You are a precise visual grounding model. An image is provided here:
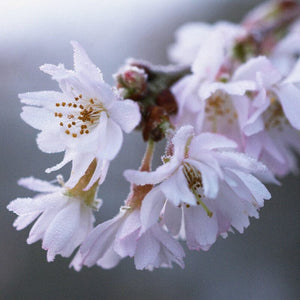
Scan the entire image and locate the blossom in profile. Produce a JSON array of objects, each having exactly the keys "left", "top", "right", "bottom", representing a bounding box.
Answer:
[
  {"left": 20, "top": 41, "right": 141, "bottom": 188},
  {"left": 74, "top": 207, "right": 185, "bottom": 271},
  {"left": 125, "top": 126, "right": 274, "bottom": 250},
  {"left": 7, "top": 176, "right": 100, "bottom": 262}
]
